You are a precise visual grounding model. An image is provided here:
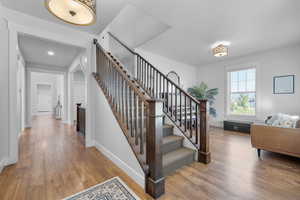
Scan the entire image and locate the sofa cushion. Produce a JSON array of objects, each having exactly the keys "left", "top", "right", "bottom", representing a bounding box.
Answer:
[{"left": 267, "top": 113, "right": 299, "bottom": 128}]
